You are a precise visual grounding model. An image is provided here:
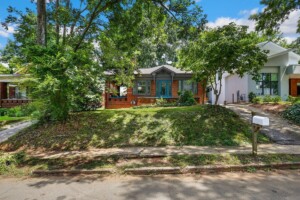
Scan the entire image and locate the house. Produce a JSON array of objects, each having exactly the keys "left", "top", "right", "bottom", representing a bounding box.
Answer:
[
  {"left": 104, "top": 65, "right": 206, "bottom": 109},
  {"left": 0, "top": 74, "right": 31, "bottom": 108},
  {"left": 209, "top": 41, "right": 300, "bottom": 104}
]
